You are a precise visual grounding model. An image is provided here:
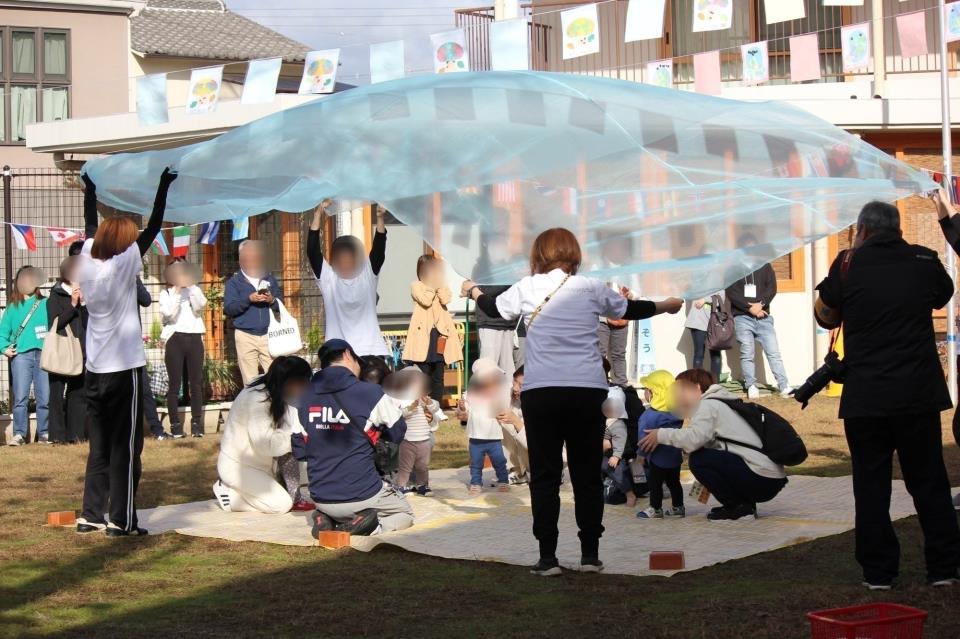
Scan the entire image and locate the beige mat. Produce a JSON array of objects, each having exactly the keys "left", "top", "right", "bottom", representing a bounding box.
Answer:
[{"left": 138, "top": 468, "right": 921, "bottom": 576}]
